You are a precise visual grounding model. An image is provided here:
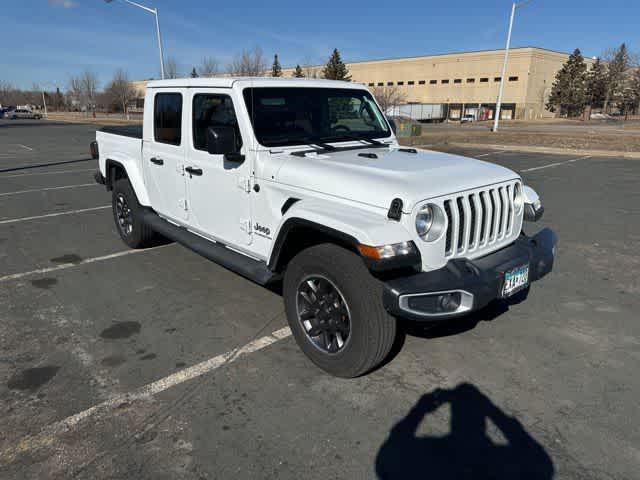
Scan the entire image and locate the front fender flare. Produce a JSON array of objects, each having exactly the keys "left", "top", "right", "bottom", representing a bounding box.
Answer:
[{"left": 267, "top": 198, "right": 414, "bottom": 270}]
